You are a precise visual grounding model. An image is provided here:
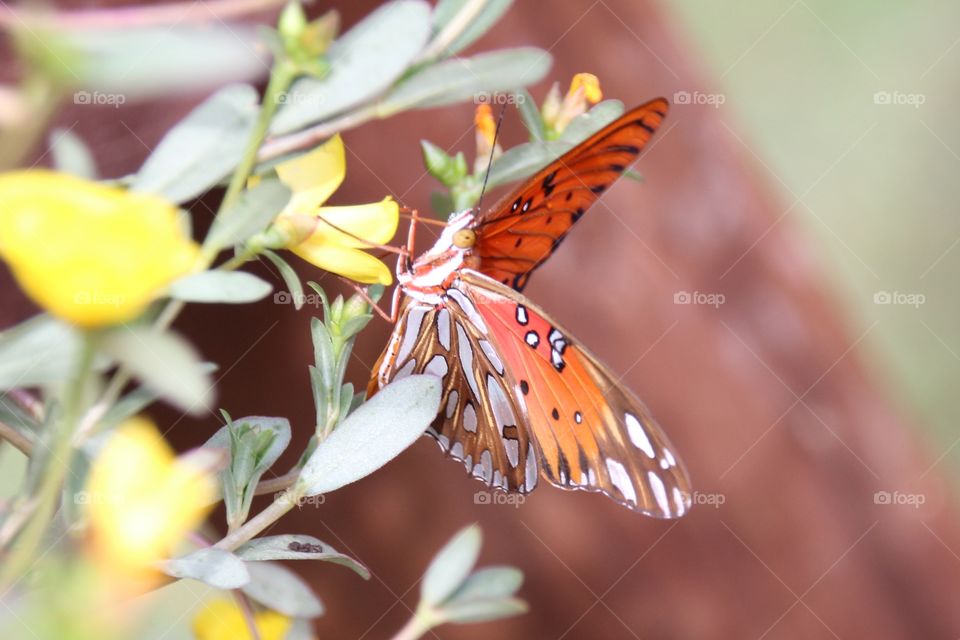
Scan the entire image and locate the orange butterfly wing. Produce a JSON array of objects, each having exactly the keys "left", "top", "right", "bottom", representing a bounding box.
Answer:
[
  {"left": 472, "top": 99, "right": 668, "bottom": 291},
  {"left": 460, "top": 272, "right": 691, "bottom": 517}
]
